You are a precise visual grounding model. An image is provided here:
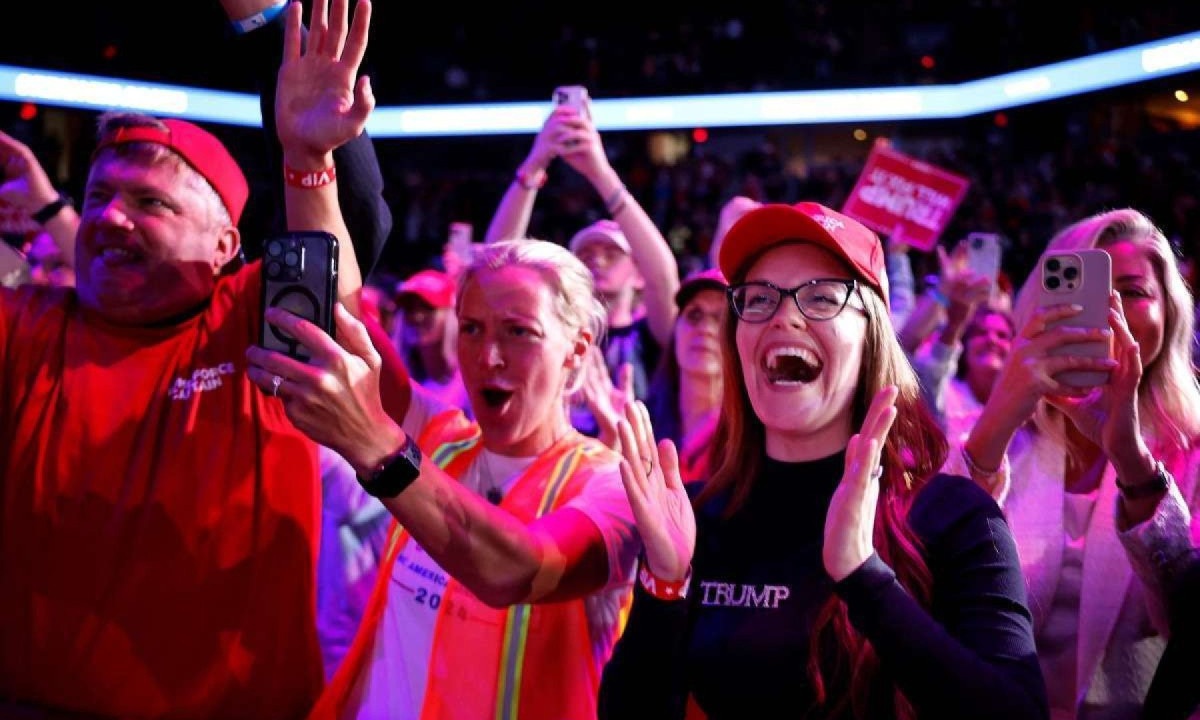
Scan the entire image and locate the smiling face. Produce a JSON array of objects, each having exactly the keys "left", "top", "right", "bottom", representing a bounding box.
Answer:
[
  {"left": 75, "top": 152, "right": 237, "bottom": 325},
  {"left": 675, "top": 288, "right": 726, "bottom": 379},
  {"left": 457, "top": 265, "right": 587, "bottom": 456},
  {"left": 962, "top": 310, "right": 1012, "bottom": 397},
  {"left": 734, "top": 243, "right": 867, "bottom": 460},
  {"left": 1106, "top": 239, "right": 1165, "bottom": 369}
]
